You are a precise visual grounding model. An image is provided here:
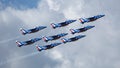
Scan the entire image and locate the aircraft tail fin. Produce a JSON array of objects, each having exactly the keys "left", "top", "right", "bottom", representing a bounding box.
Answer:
[
  {"left": 70, "top": 29, "right": 75, "bottom": 34},
  {"left": 61, "top": 38, "right": 67, "bottom": 43},
  {"left": 16, "top": 40, "right": 22, "bottom": 47},
  {"left": 51, "top": 23, "right": 56, "bottom": 29},
  {"left": 36, "top": 45, "right": 41, "bottom": 51},
  {"left": 43, "top": 37, "right": 48, "bottom": 42},
  {"left": 20, "top": 28, "right": 27, "bottom": 35},
  {"left": 79, "top": 18, "right": 85, "bottom": 24}
]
